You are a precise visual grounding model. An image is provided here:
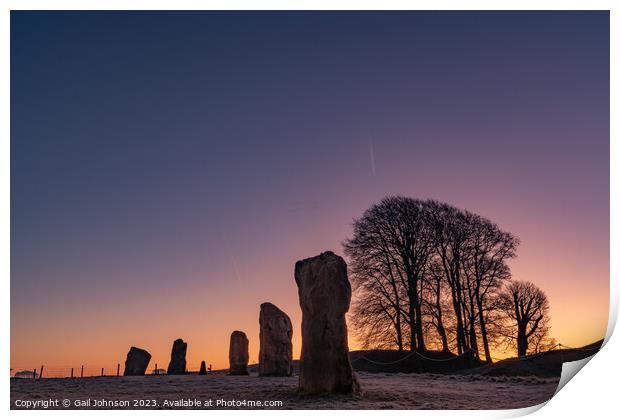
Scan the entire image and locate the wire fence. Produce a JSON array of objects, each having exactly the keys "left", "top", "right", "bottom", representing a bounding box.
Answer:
[
  {"left": 351, "top": 348, "right": 475, "bottom": 365},
  {"left": 12, "top": 343, "right": 601, "bottom": 378},
  {"left": 10, "top": 363, "right": 214, "bottom": 379},
  {"left": 488, "top": 343, "right": 601, "bottom": 363},
  {"left": 350, "top": 343, "right": 600, "bottom": 366}
]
